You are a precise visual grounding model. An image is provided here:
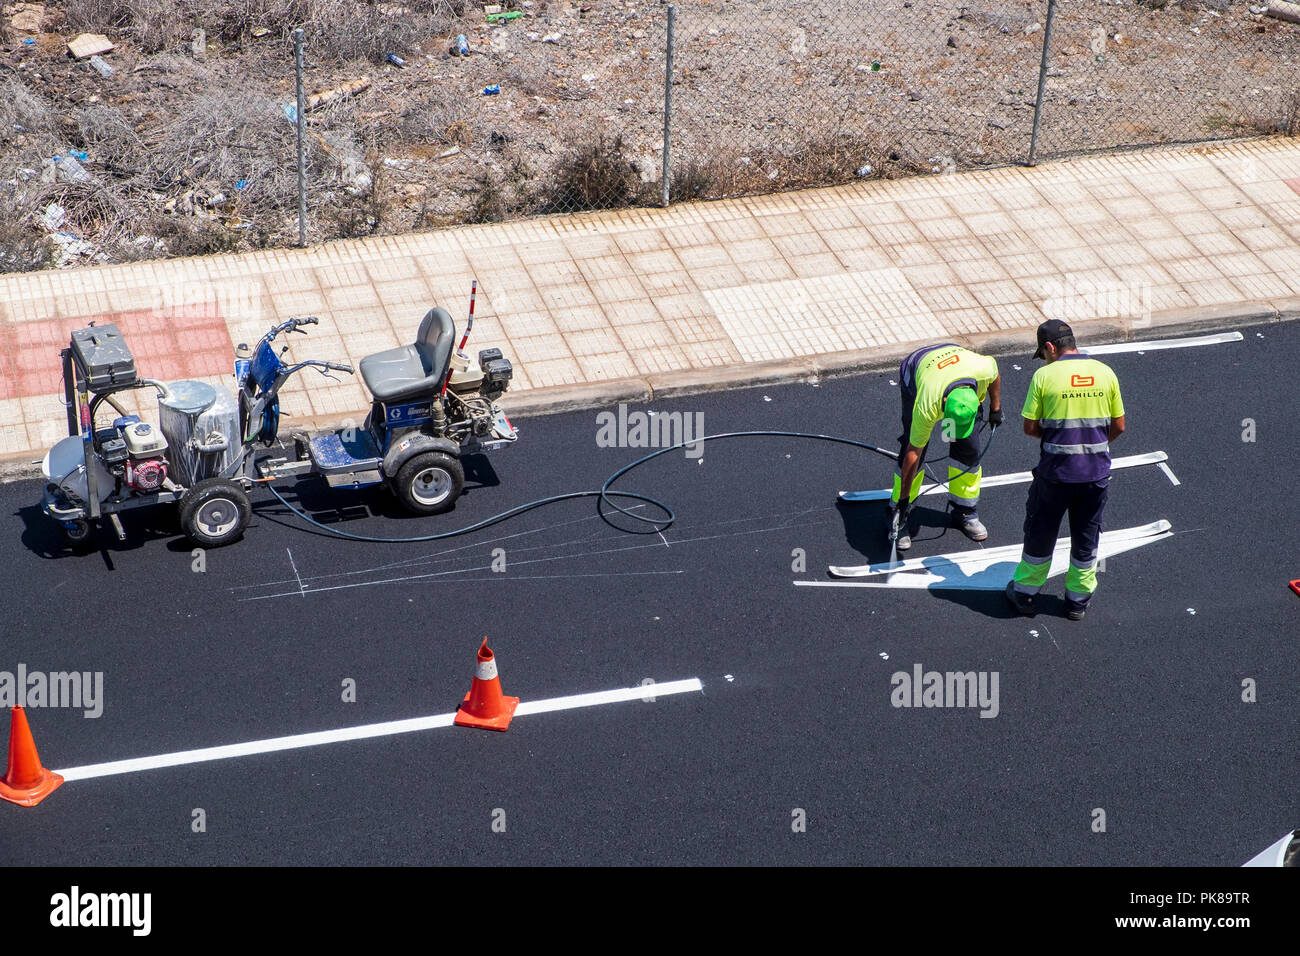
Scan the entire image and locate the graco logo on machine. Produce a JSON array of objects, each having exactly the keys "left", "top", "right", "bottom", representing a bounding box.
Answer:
[
  {"left": 595, "top": 404, "right": 705, "bottom": 459},
  {"left": 0, "top": 665, "right": 104, "bottom": 718}
]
